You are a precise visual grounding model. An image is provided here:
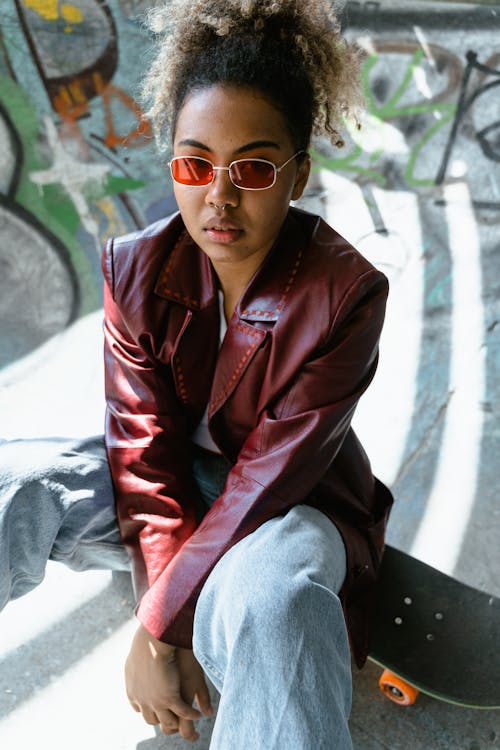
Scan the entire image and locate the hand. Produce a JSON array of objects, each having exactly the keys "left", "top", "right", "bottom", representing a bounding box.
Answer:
[{"left": 125, "top": 623, "right": 213, "bottom": 741}]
